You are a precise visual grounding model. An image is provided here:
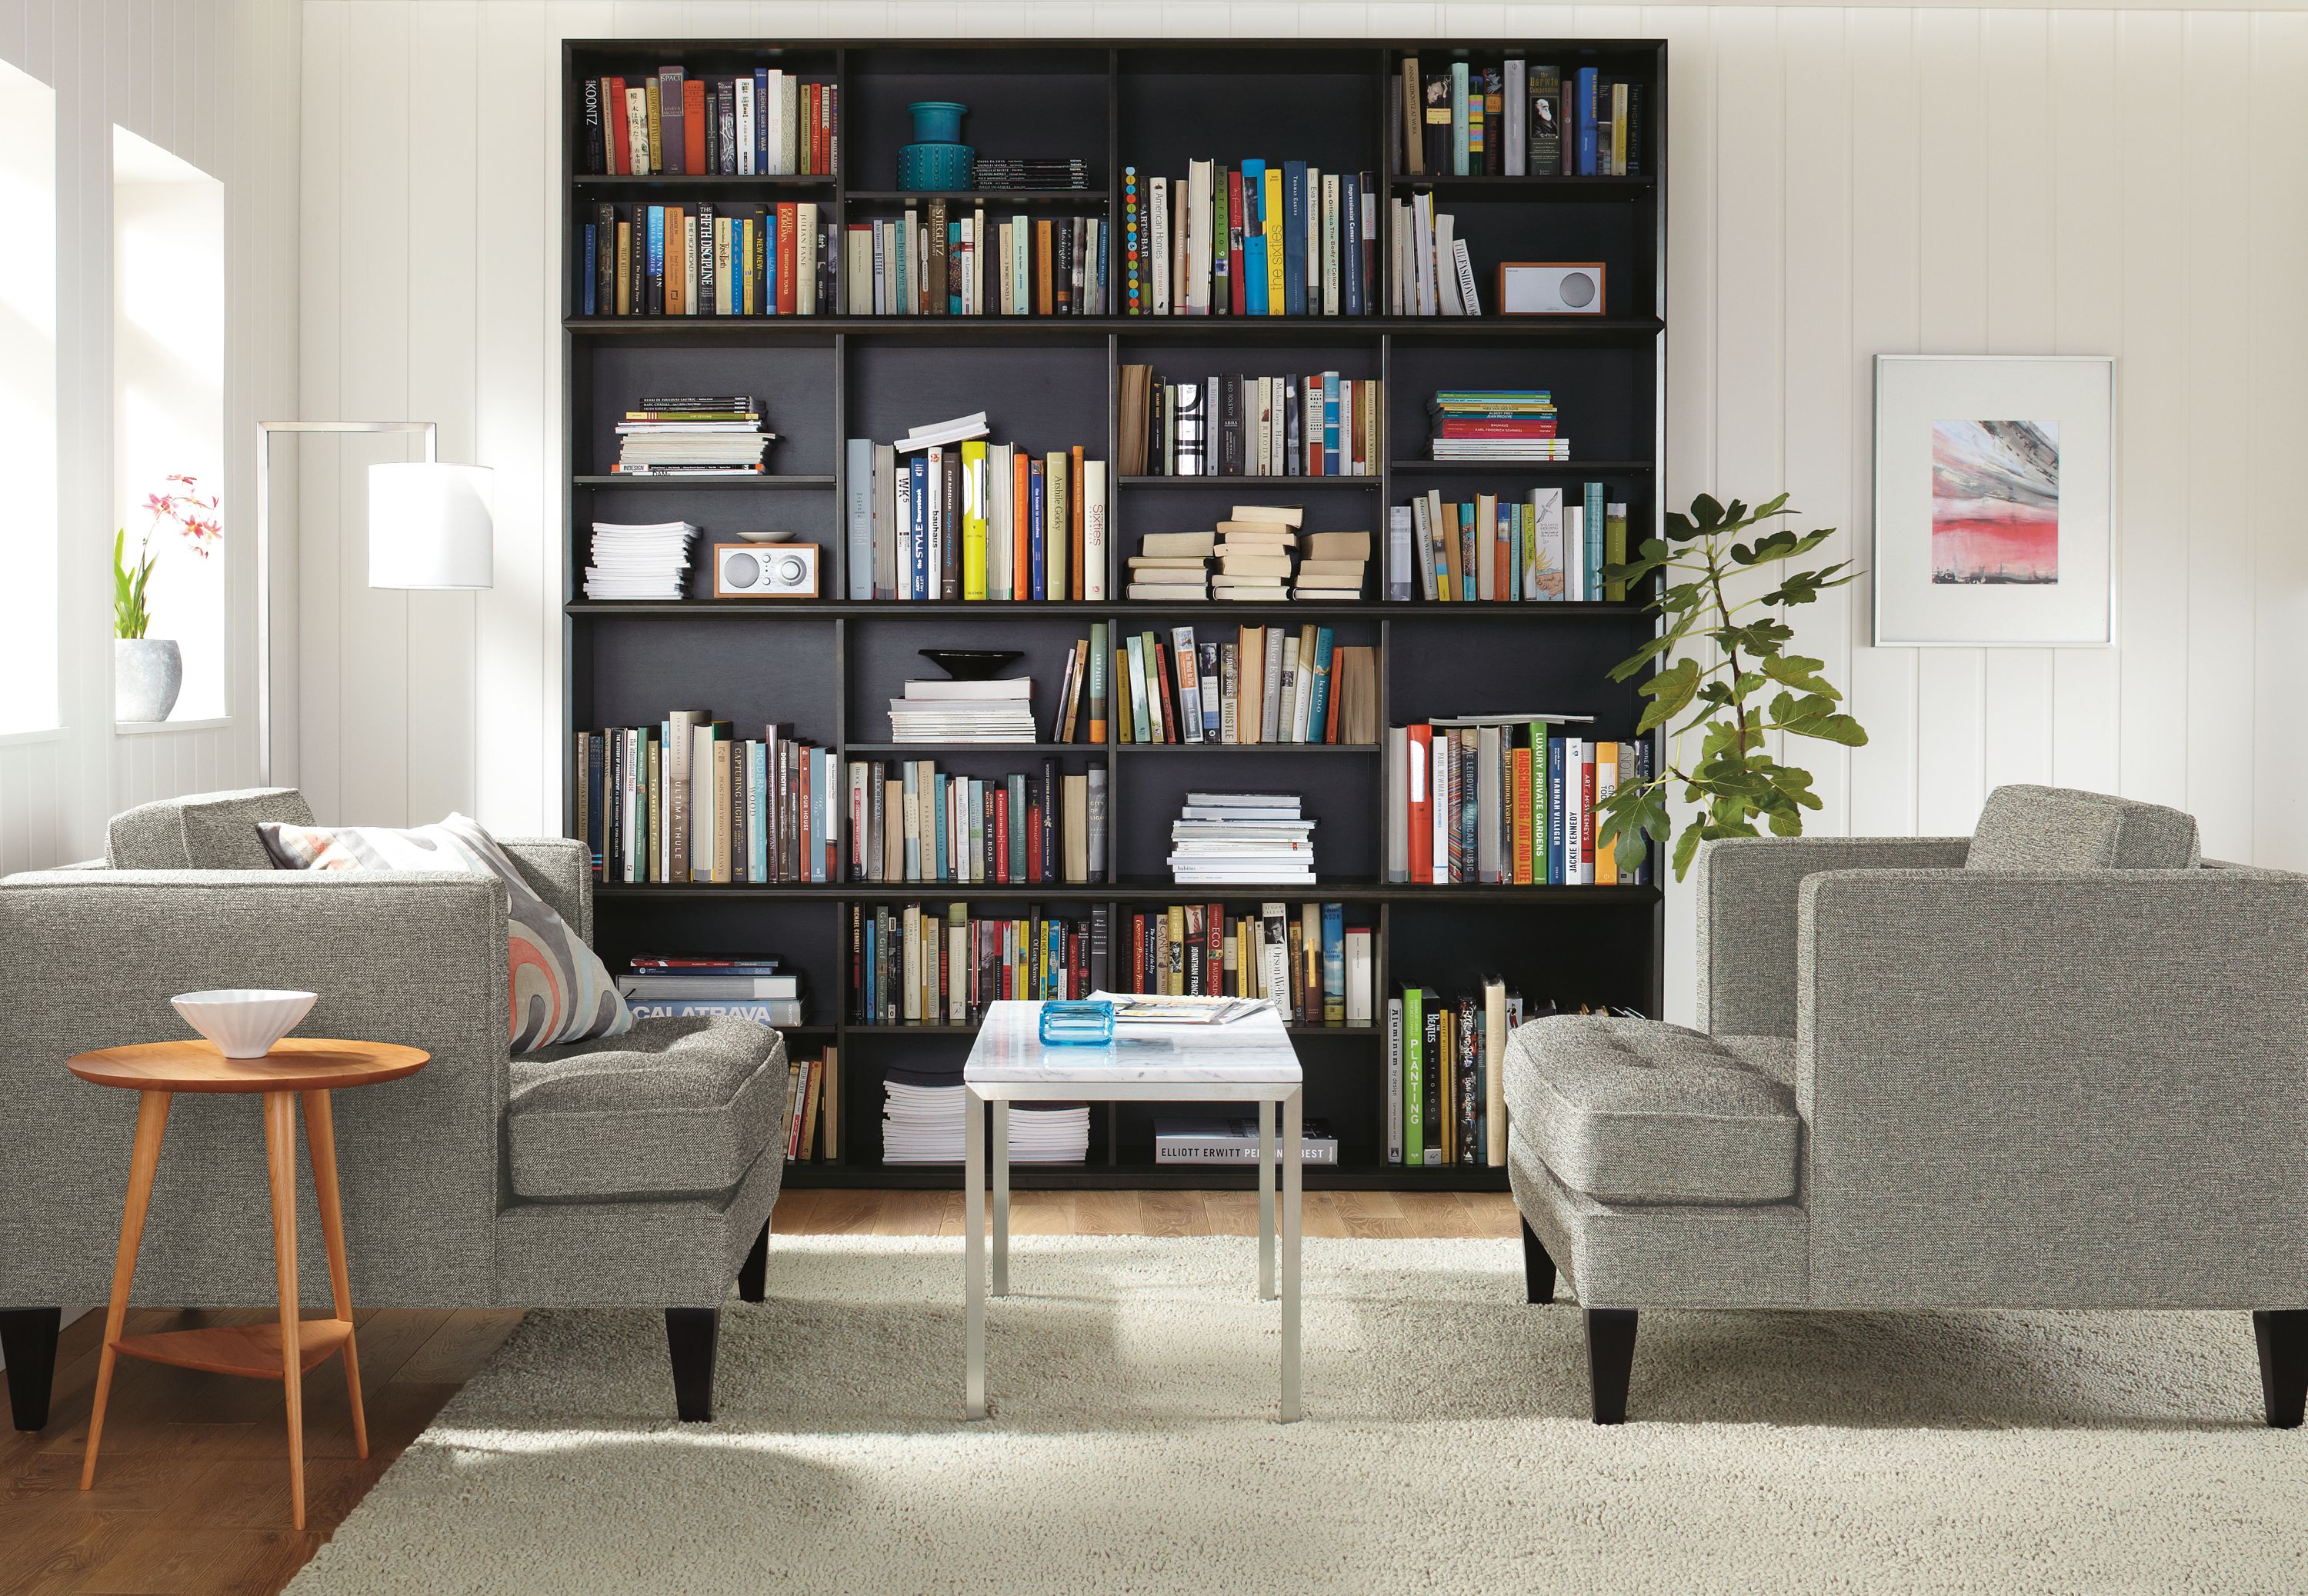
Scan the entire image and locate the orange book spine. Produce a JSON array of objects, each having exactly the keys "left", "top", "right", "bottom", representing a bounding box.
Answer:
[
  {"left": 1011, "top": 451, "right": 1031, "bottom": 598},
  {"left": 682, "top": 79, "right": 706, "bottom": 175},
  {"left": 1069, "top": 445, "right": 1086, "bottom": 600}
]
